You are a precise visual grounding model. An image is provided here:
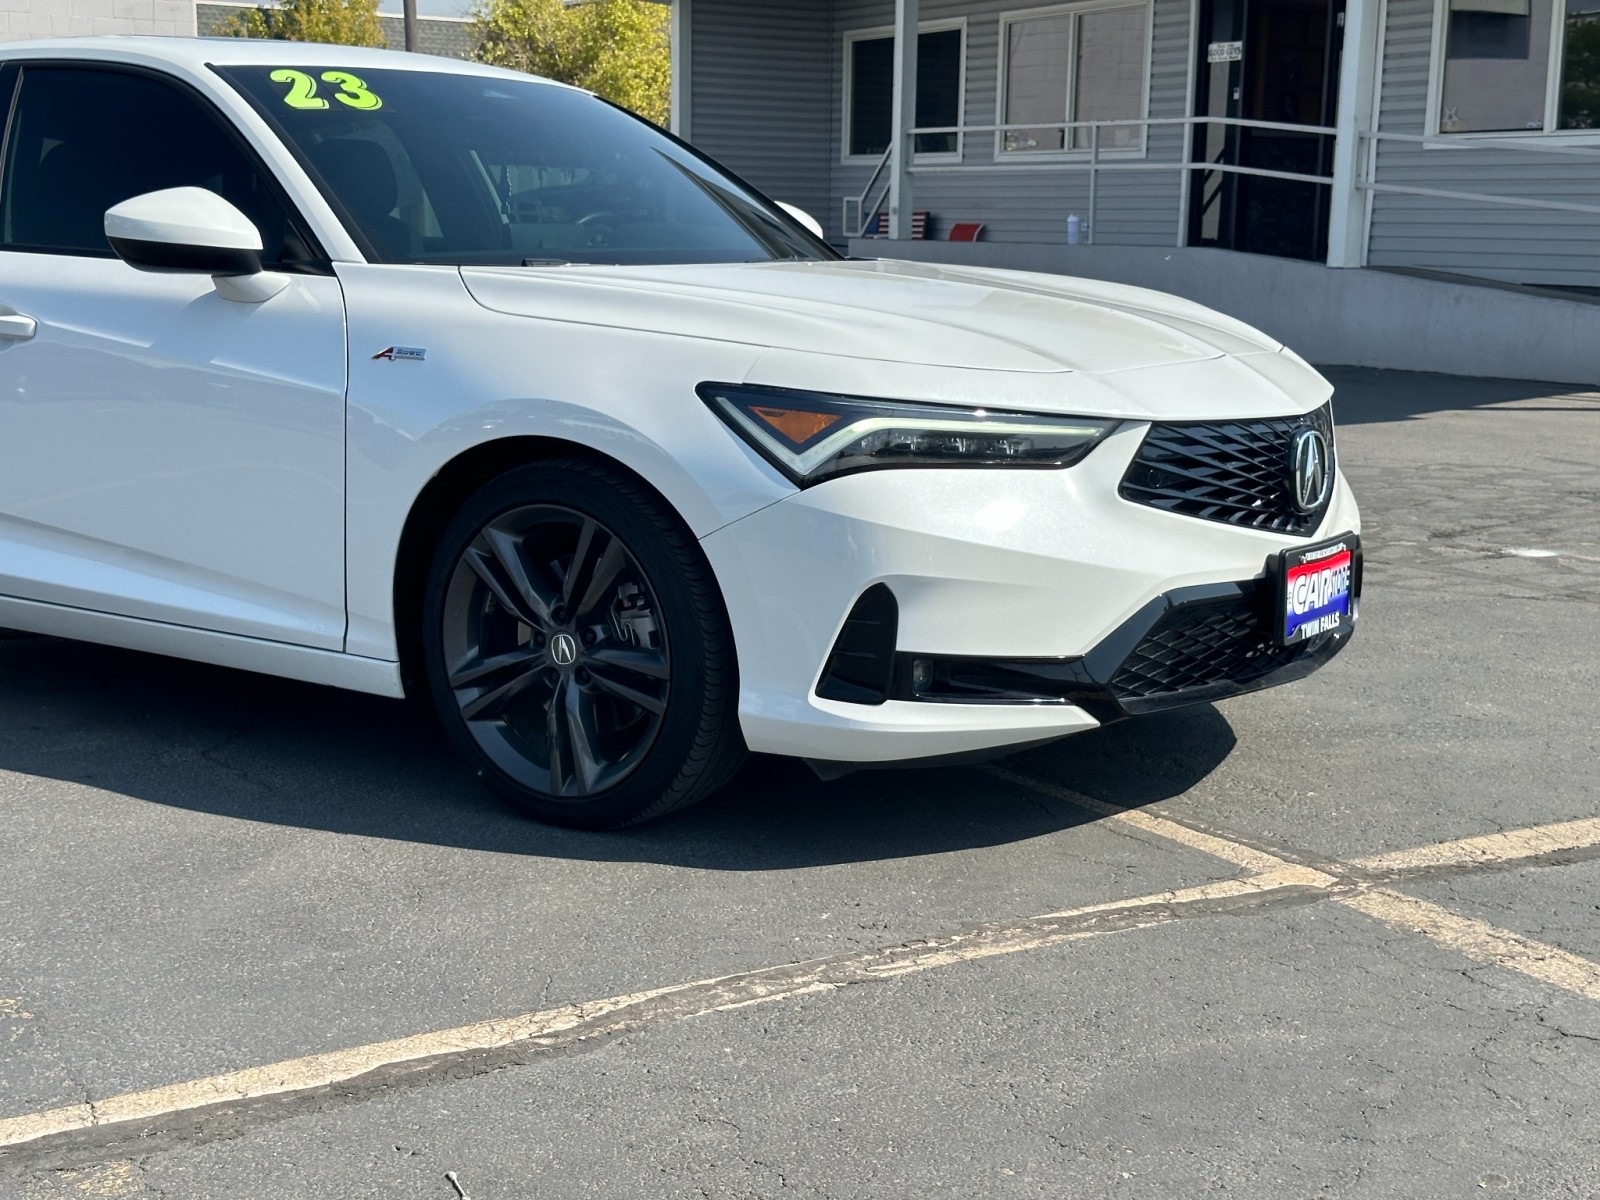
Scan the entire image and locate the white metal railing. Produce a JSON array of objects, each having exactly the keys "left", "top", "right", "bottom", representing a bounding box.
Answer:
[
  {"left": 849, "top": 117, "right": 1600, "bottom": 258},
  {"left": 849, "top": 115, "right": 1336, "bottom": 247},
  {"left": 857, "top": 116, "right": 1600, "bottom": 254},
  {"left": 1356, "top": 130, "right": 1600, "bottom": 220},
  {"left": 844, "top": 146, "right": 894, "bottom": 239}
]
